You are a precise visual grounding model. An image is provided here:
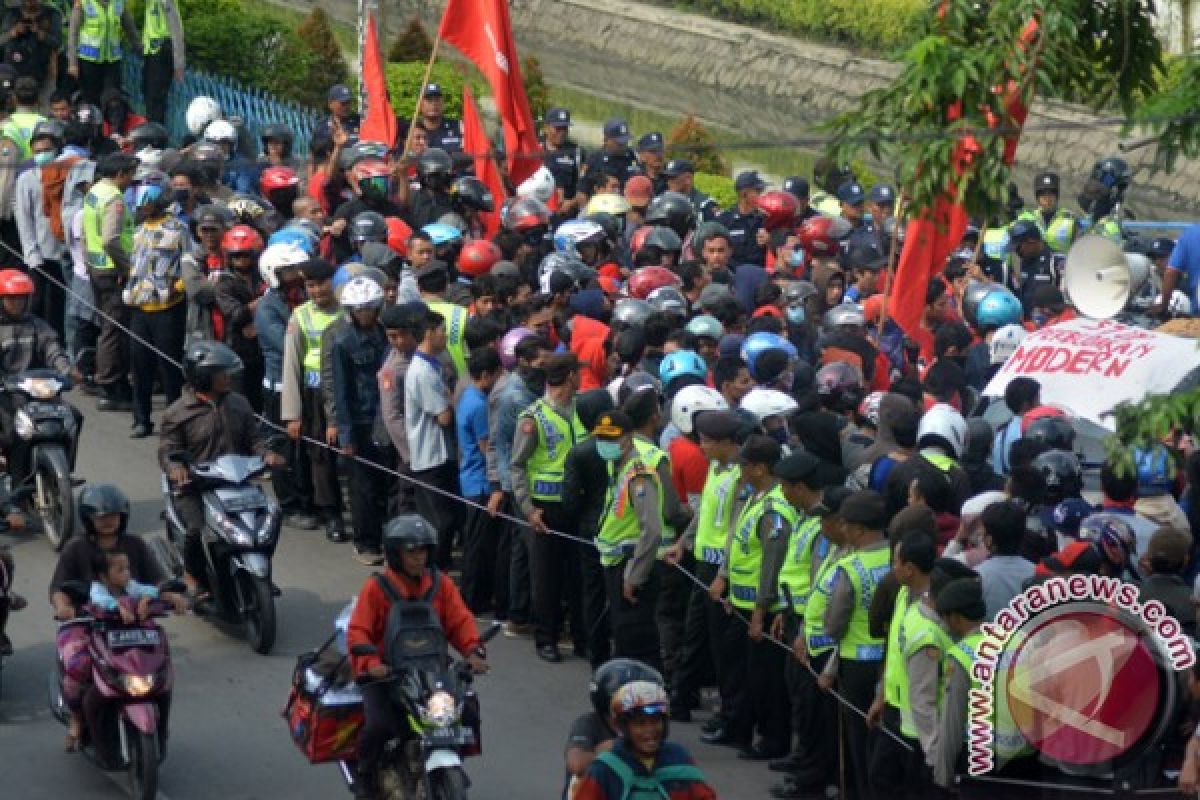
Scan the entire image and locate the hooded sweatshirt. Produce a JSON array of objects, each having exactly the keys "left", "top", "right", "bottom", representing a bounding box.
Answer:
[{"left": 570, "top": 315, "right": 611, "bottom": 392}]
